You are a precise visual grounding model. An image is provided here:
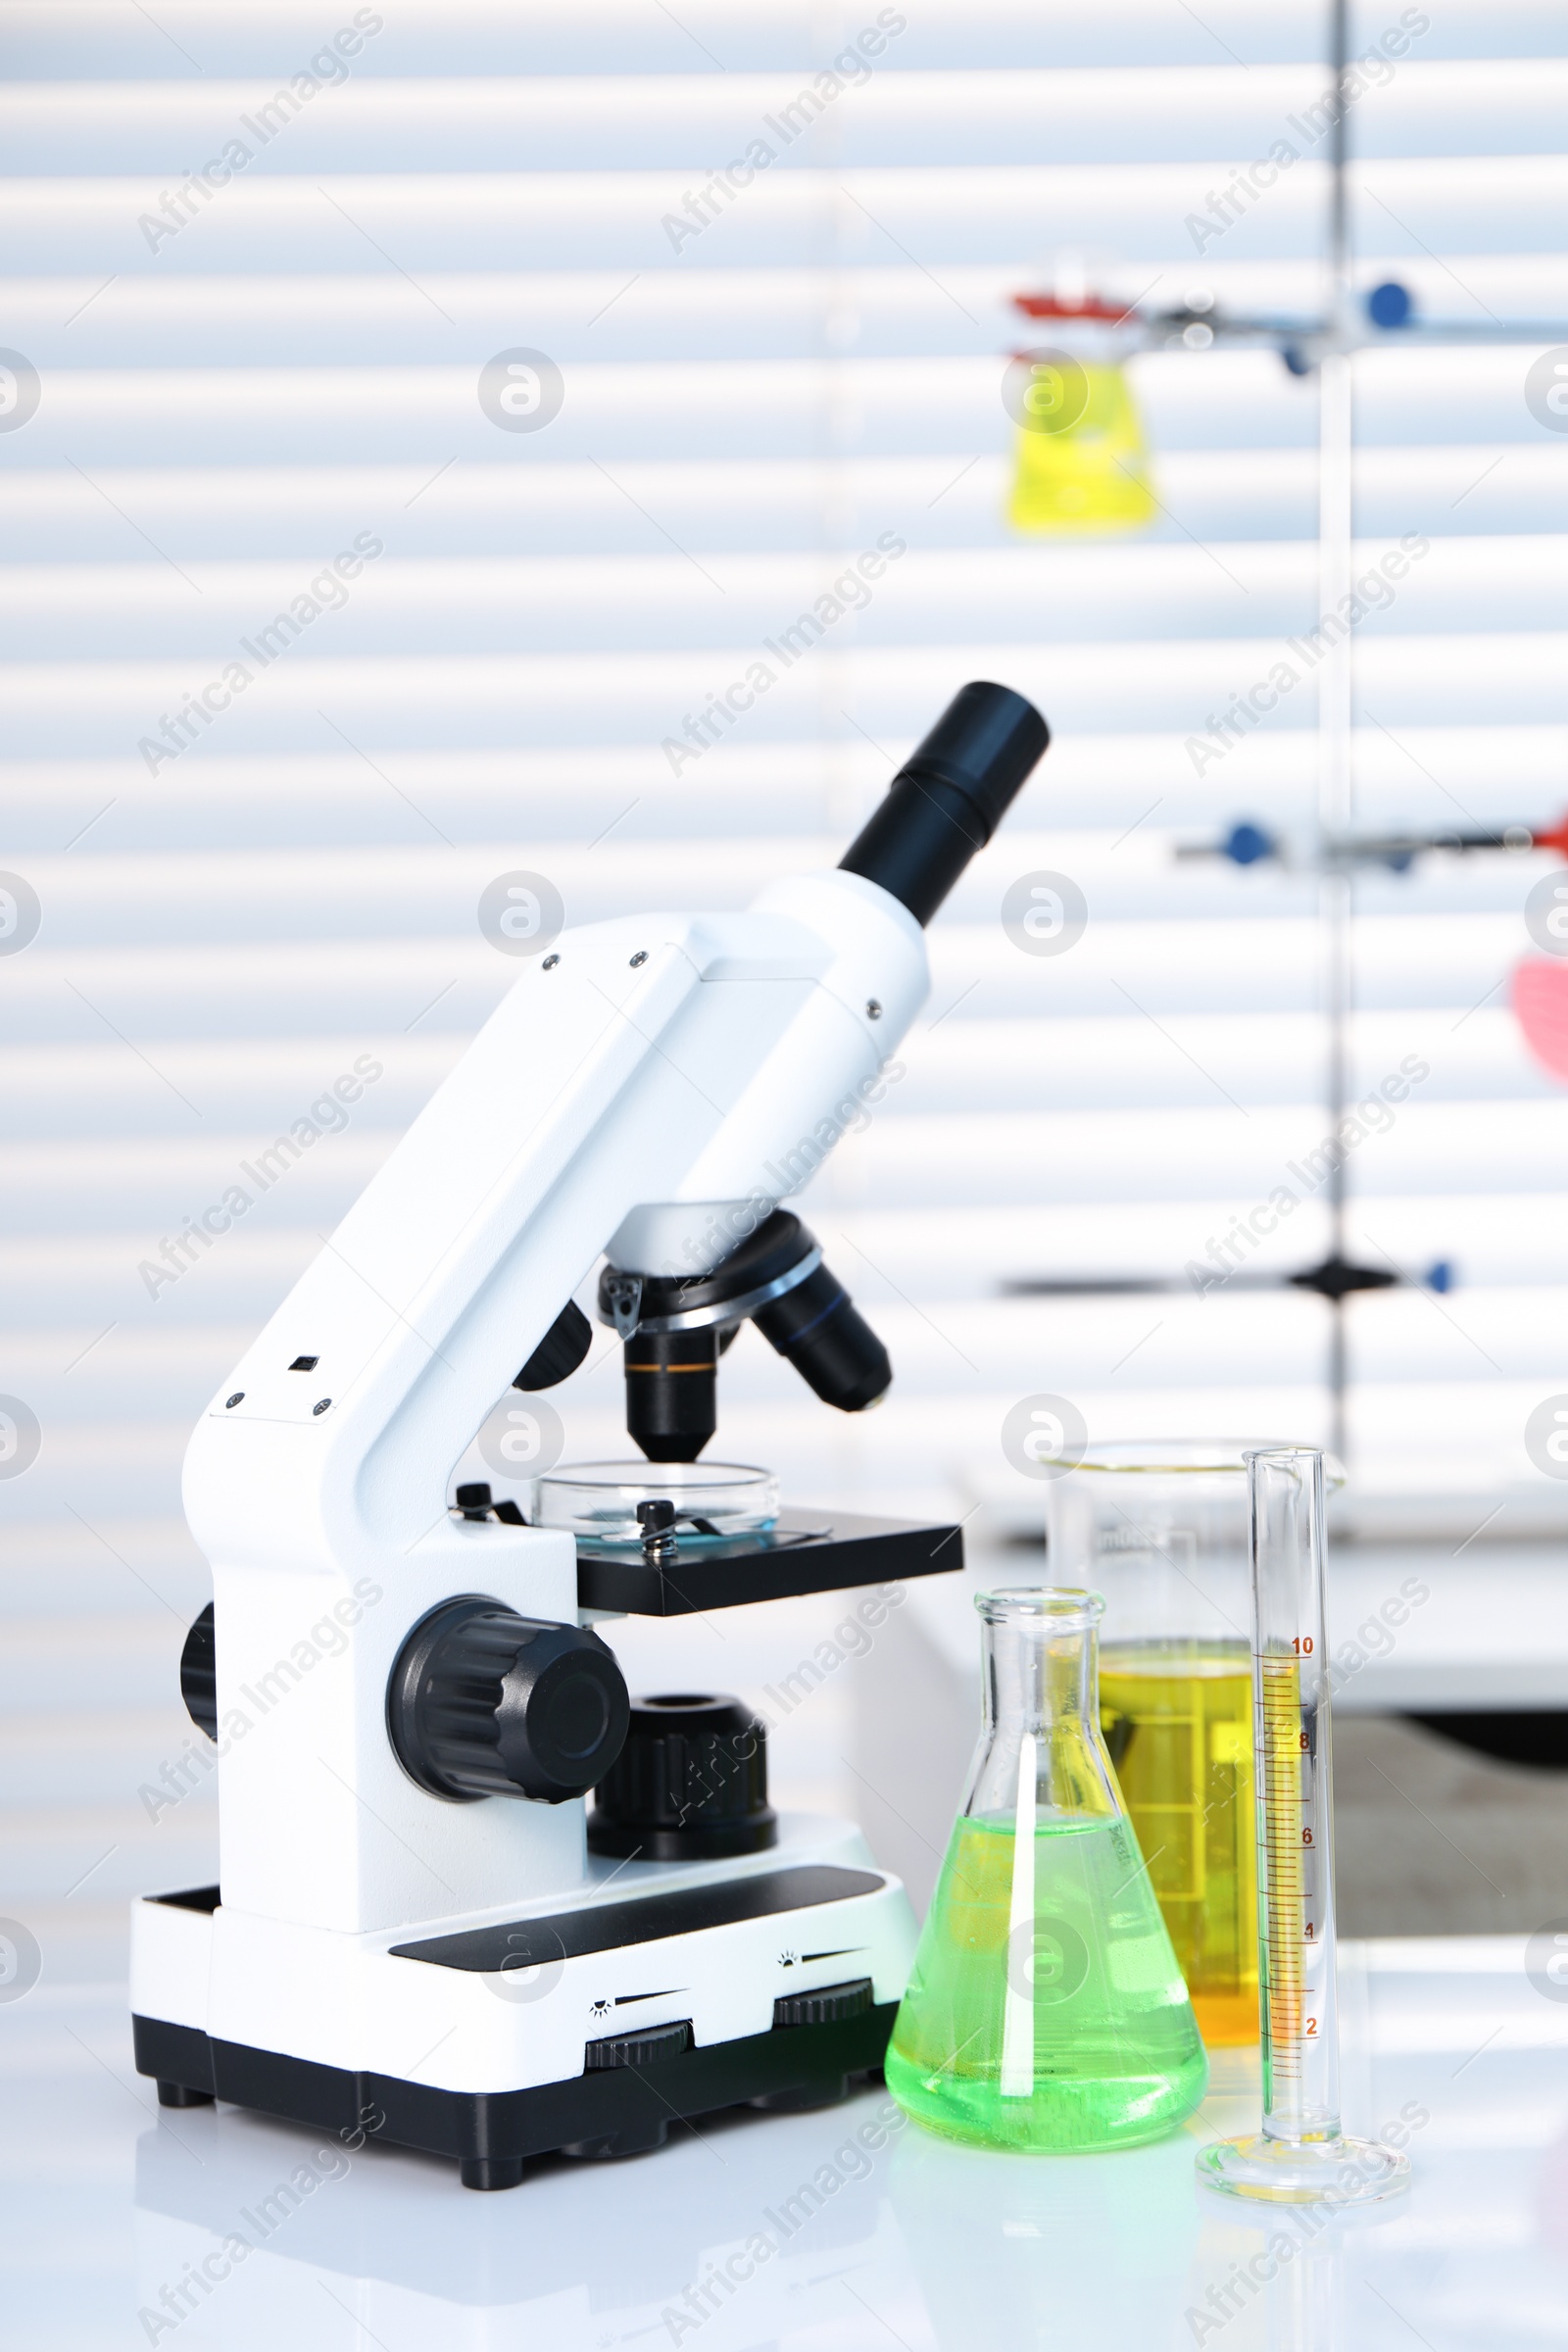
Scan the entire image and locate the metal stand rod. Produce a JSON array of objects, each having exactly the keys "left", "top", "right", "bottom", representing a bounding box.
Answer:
[{"left": 1319, "top": 0, "right": 1355, "bottom": 1474}]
